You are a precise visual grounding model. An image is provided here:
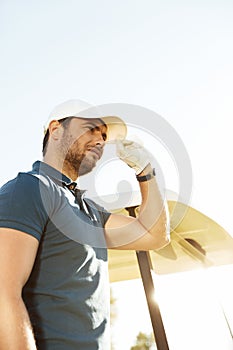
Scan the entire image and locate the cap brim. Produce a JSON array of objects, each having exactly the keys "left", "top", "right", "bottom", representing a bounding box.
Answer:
[
  {"left": 44, "top": 115, "right": 127, "bottom": 142},
  {"left": 44, "top": 99, "right": 127, "bottom": 141},
  {"left": 100, "top": 116, "right": 127, "bottom": 141}
]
